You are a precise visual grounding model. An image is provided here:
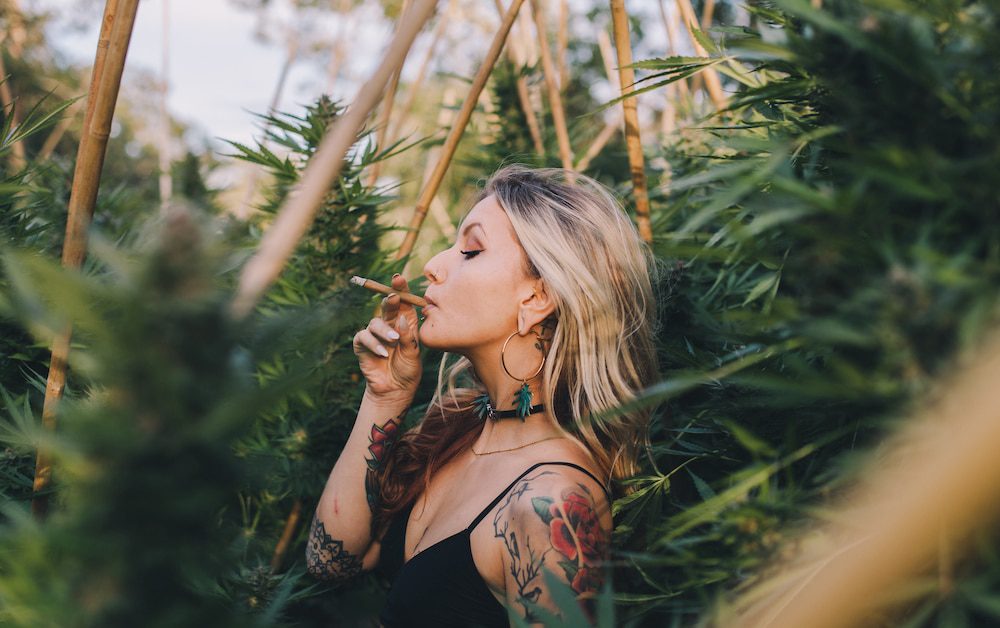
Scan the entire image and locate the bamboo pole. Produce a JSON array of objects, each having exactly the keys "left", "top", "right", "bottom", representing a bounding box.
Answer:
[
  {"left": 365, "top": 0, "right": 410, "bottom": 187},
  {"left": 658, "top": 0, "right": 691, "bottom": 102},
  {"left": 0, "top": 0, "right": 27, "bottom": 163},
  {"left": 269, "top": 498, "right": 302, "bottom": 573},
  {"left": 324, "top": 0, "right": 354, "bottom": 93},
  {"left": 385, "top": 0, "right": 453, "bottom": 150},
  {"left": 608, "top": 0, "right": 652, "bottom": 244},
  {"left": 231, "top": 0, "right": 436, "bottom": 318},
  {"left": 0, "top": 43, "right": 26, "bottom": 170},
  {"left": 574, "top": 30, "right": 622, "bottom": 172},
  {"left": 424, "top": 87, "right": 458, "bottom": 240},
  {"left": 725, "top": 333, "right": 1000, "bottom": 628},
  {"left": 675, "top": 0, "right": 727, "bottom": 110},
  {"left": 158, "top": 0, "right": 171, "bottom": 212},
  {"left": 364, "top": 67, "right": 400, "bottom": 187},
  {"left": 493, "top": 0, "right": 544, "bottom": 157},
  {"left": 514, "top": 68, "right": 545, "bottom": 157},
  {"left": 528, "top": 0, "right": 573, "bottom": 171},
  {"left": 517, "top": 3, "right": 537, "bottom": 66},
  {"left": 701, "top": 0, "right": 717, "bottom": 29},
  {"left": 556, "top": 0, "right": 569, "bottom": 90},
  {"left": 394, "top": 0, "right": 526, "bottom": 262},
  {"left": 2, "top": 0, "right": 27, "bottom": 58},
  {"left": 596, "top": 29, "right": 620, "bottom": 103},
  {"left": 32, "top": 0, "right": 139, "bottom": 519},
  {"left": 574, "top": 119, "right": 618, "bottom": 172},
  {"left": 688, "top": 0, "right": 717, "bottom": 96},
  {"left": 38, "top": 102, "right": 82, "bottom": 160},
  {"left": 655, "top": 0, "right": 684, "bottom": 133}
]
